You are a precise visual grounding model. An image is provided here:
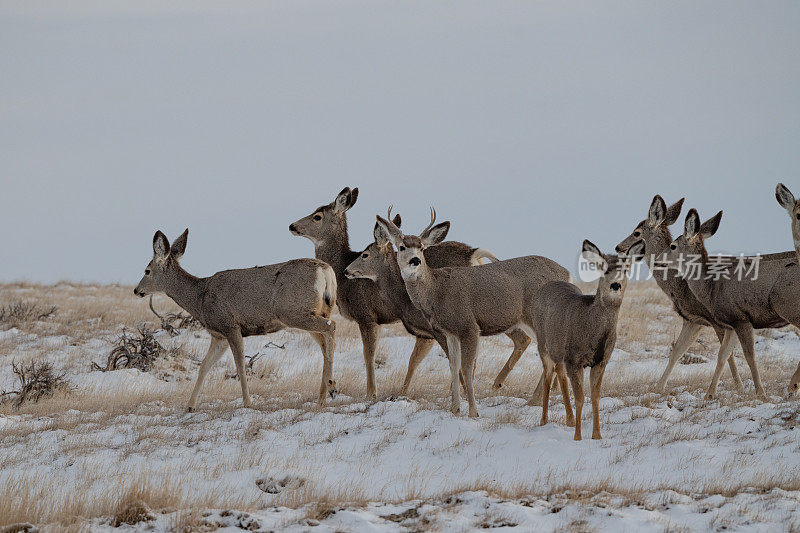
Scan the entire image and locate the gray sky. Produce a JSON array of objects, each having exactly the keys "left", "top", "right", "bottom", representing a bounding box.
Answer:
[{"left": 1, "top": 1, "right": 799, "bottom": 284}]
